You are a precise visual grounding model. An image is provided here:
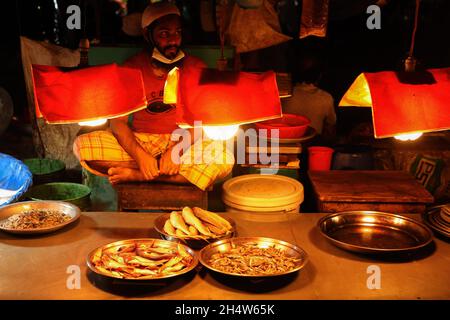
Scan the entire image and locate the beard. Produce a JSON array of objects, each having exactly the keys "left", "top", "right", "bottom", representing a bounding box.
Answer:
[{"left": 157, "top": 44, "right": 180, "bottom": 60}]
